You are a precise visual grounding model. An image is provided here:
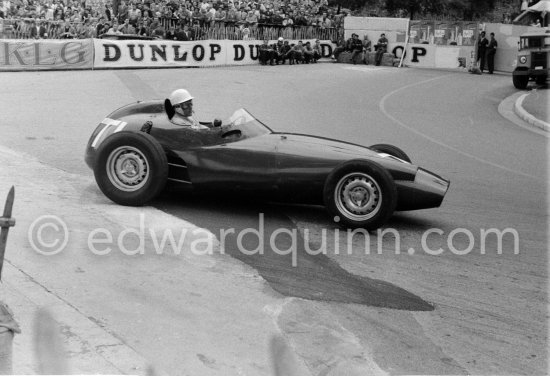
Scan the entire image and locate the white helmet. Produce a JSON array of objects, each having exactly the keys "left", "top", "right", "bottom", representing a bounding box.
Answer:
[
  {"left": 168, "top": 89, "right": 194, "bottom": 107},
  {"left": 278, "top": 37, "right": 284, "bottom": 41}
]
